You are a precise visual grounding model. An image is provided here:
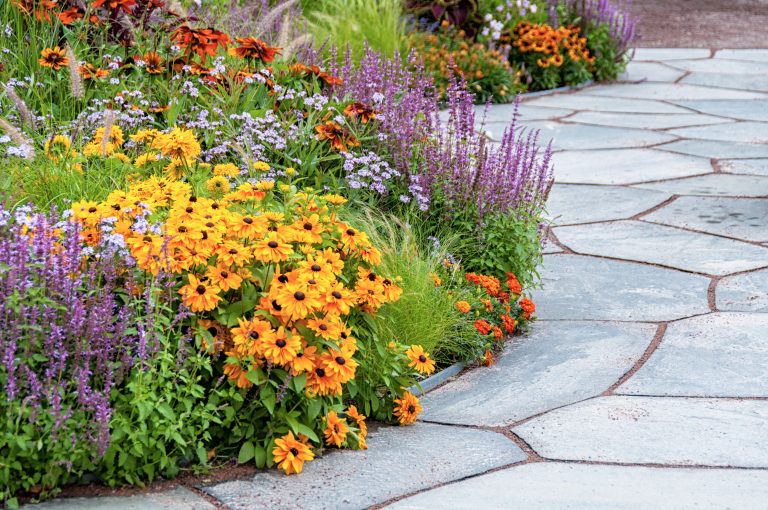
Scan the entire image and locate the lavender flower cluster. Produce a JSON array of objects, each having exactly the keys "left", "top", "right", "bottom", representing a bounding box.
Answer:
[
  {"left": 551, "top": 0, "right": 638, "bottom": 56},
  {"left": 0, "top": 206, "right": 137, "bottom": 460}
]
